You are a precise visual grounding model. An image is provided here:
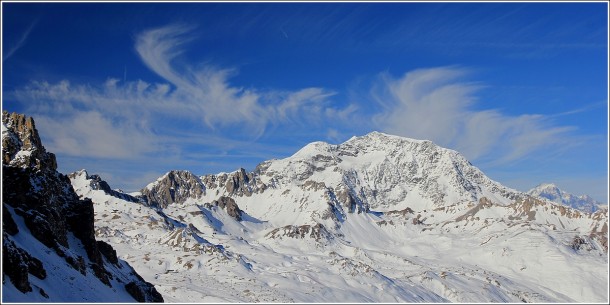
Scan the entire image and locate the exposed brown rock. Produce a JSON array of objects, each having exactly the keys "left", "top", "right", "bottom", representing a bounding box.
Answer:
[
  {"left": 266, "top": 223, "right": 330, "bottom": 241},
  {"left": 224, "top": 168, "right": 266, "bottom": 196},
  {"left": 2, "top": 111, "right": 57, "bottom": 171},
  {"left": 334, "top": 185, "right": 368, "bottom": 214},
  {"left": 140, "top": 170, "right": 205, "bottom": 208},
  {"left": 302, "top": 180, "right": 327, "bottom": 191},
  {"left": 2, "top": 112, "right": 164, "bottom": 301},
  {"left": 589, "top": 221, "right": 608, "bottom": 253},
  {"left": 455, "top": 198, "right": 494, "bottom": 222},
  {"left": 386, "top": 207, "right": 415, "bottom": 217},
  {"left": 206, "top": 196, "right": 243, "bottom": 221}
]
